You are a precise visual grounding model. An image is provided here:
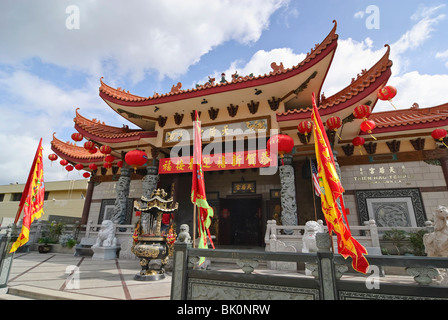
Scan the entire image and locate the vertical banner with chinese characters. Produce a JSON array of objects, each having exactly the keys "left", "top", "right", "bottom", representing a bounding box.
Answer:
[{"left": 158, "top": 149, "right": 273, "bottom": 174}]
